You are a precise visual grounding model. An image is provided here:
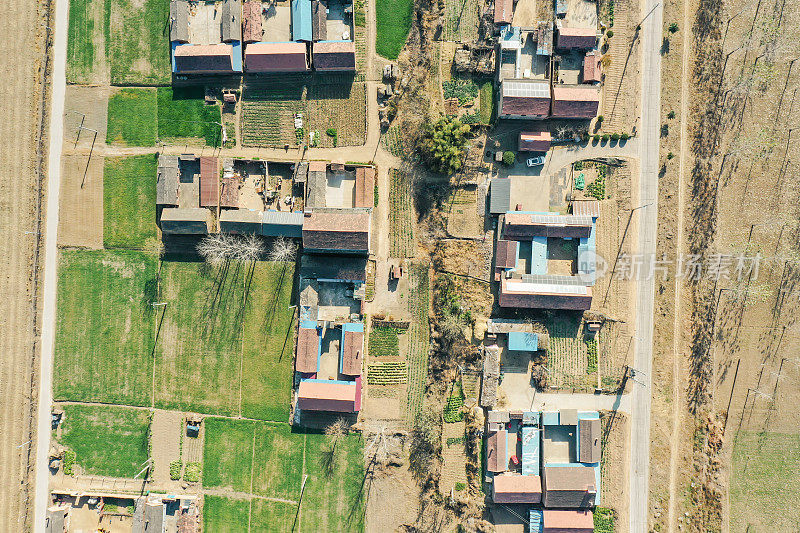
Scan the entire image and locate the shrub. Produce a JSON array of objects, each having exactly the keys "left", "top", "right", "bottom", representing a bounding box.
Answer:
[
  {"left": 621, "top": 132, "right": 630, "bottom": 140},
  {"left": 502, "top": 151, "right": 516, "bottom": 166},
  {"left": 169, "top": 460, "right": 182, "bottom": 480},
  {"left": 63, "top": 449, "right": 77, "bottom": 476},
  {"left": 184, "top": 462, "right": 202, "bottom": 483},
  {"left": 455, "top": 482, "right": 467, "bottom": 491},
  {"left": 668, "top": 22, "right": 679, "bottom": 33},
  {"left": 586, "top": 174, "right": 606, "bottom": 200},
  {"left": 593, "top": 134, "right": 601, "bottom": 142},
  {"left": 661, "top": 123, "right": 669, "bottom": 136},
  {"left": 667, "top": 152, "right": 675, "bottom": 159},
  {"left": 606, "top": 30, "right": 614, "bottom": 38},
  {"left": 326, "top": 127, "right": 338, "bottom": 147},
  {"left": 574, "top": 160, "right": 584, "bottom": 171},
  {"left": 597, "top": 115, "right": 604, "bottom": 123},
  {"left": 443, "top": 382, "right": 465, "bottom": 423},
  {"left": 601, "top": 134, "right": 610, "bottom": 141},
  {"left": 667, "top": 110, "right": 676, "bottom": 119},
  {"left": 610, "top": 133, "right": 620, "bottom": 141}
]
